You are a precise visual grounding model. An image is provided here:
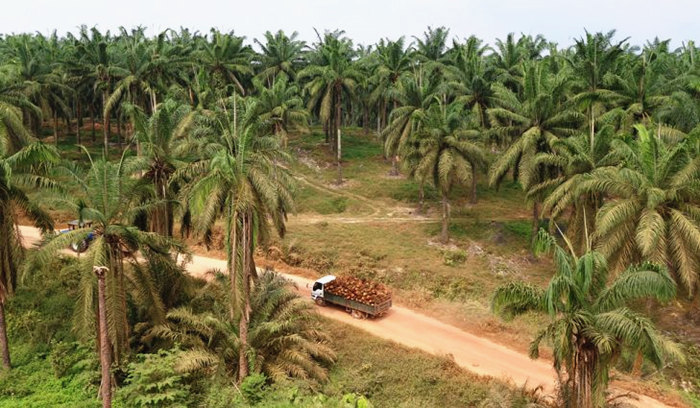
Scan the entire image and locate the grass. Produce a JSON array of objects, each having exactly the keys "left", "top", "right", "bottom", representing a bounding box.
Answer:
[{"left": 321, "top": 319, "right": 542, "bottom": 408}]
